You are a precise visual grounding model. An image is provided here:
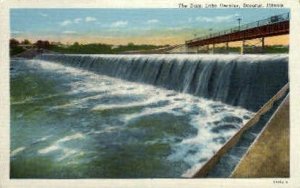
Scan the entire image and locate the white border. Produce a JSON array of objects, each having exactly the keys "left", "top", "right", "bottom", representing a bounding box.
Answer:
[{"left": 1, "top": 0, "right": 300, "bottom": 187}]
